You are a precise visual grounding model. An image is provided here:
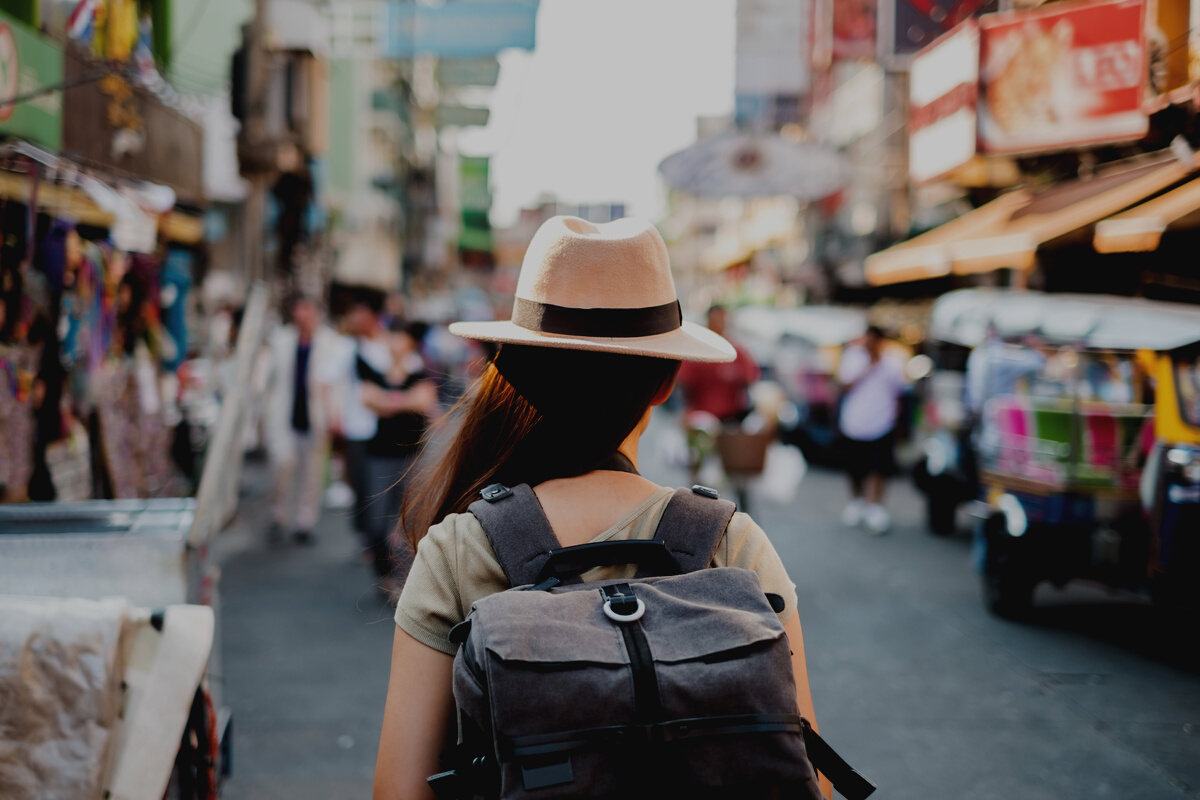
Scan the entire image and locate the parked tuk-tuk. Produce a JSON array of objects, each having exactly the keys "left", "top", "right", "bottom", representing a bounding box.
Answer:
[{"left": 917, "top": 289, "right": 1200, "bottom": 616}]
